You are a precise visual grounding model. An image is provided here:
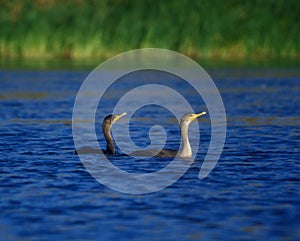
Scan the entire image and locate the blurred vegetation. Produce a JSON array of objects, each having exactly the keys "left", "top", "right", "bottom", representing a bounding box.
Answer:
[{"left": 0, "top": 0, "right": 299, "bottom": 64}]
